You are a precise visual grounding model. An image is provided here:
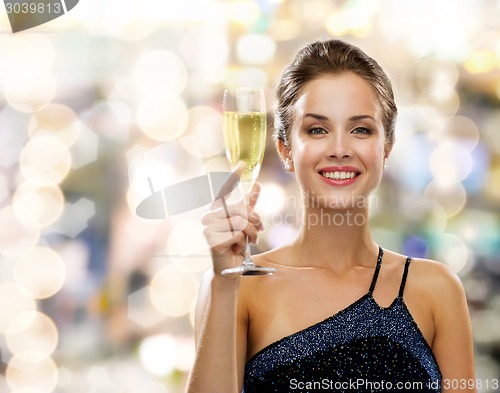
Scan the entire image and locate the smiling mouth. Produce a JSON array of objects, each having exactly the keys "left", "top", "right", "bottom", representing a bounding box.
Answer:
[{"left": 320, "top": 171, "right": 360, "bottom": 180}]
